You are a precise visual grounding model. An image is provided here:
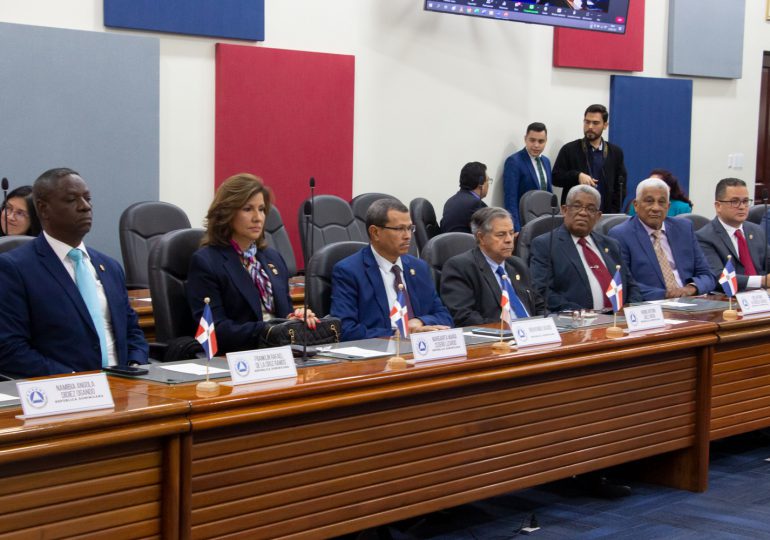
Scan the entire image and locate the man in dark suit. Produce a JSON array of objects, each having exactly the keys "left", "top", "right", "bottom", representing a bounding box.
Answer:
[
  {"left": 0, "top": 168, "right": 148, "bottom": 379},
  {"left": 552, "top": 104, "right": 627, "bottom": 213},
  {"left": 609, "top": 177, "right": 715, "bottom": 300},
  {"left": 697, "top": 178, "right": 770, "bottom": 291},
  {"left": 441, "top": 207, "right": 543, "bottom": 326},
  {"left": 503, "top": 122, "right": 552, "bottom": 233},
  {"left": 530, "top": 185, "right": 642, "bottom": 313},
  {"left": 331, "top": 198, "right": 453, "bottom": 341},
  {"left": 440, "top": 161, "right": 489, "bottom": 233}
]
